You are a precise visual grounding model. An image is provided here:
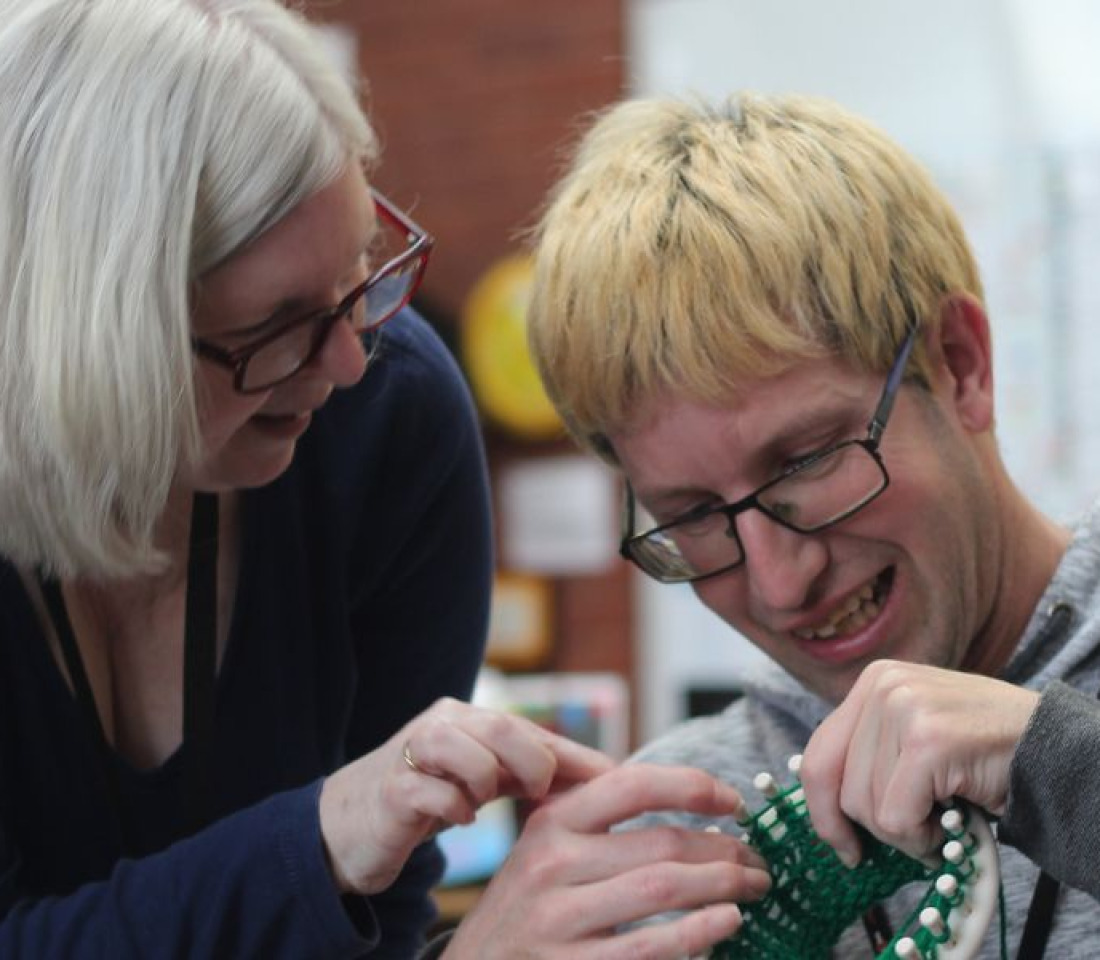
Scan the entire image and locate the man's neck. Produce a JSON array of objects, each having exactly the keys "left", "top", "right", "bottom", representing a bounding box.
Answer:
[{"left": 963, "top": 484, "right": 1071, "bottom": 677}]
